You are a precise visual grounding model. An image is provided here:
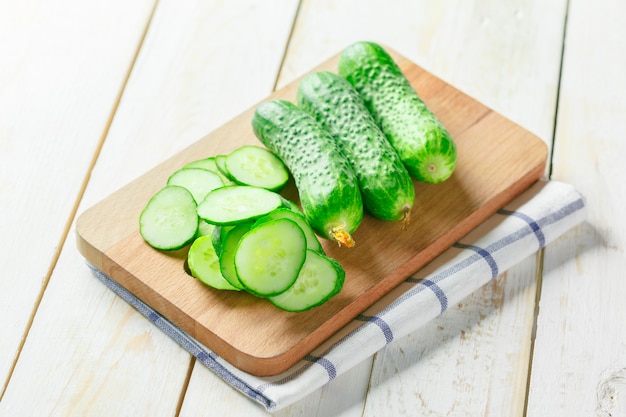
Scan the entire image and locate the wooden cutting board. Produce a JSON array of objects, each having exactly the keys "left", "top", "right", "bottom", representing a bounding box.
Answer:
[{"left": 76, "top": 46, "right": 547, "bottom": 376}]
